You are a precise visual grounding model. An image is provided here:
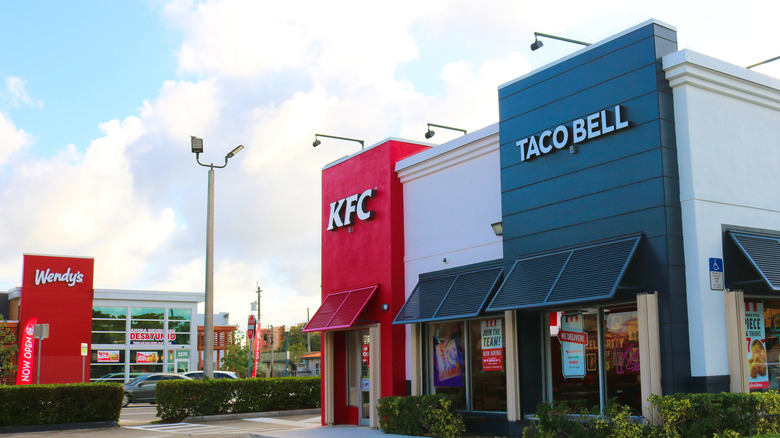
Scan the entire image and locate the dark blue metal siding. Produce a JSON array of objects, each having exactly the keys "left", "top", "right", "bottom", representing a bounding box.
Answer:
[{"left": 497, "top": 21, "right": 687, "bottom": 401}]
